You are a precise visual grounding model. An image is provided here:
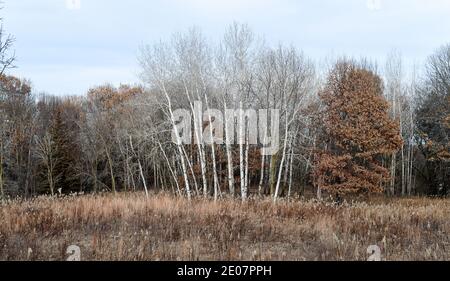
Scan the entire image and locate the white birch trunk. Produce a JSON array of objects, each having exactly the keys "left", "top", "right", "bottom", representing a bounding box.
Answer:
[
  {"left": 244, "top": 124, "right": 250, "bottom": 197},
  {"left": 185, "top": 89, "right": 208, "bottom": 198},
  {"left": 239, "top": 101, "right": 247, "bottom": 201},
  {"left": 129, "top": 136, "right": 149, "bottom": 198},
  {"left": 274, "top": 121, "right": 289, "bottom": 202},
  {"left": 161, "top": 85, "right": 191, "bottom": 200},
  {"left": 223, "top": 99, "right": 235, "bottom": 197},
  {"left": 158, "top": 141, "right": 181, "bottom": 196},
  {"left": 204, "top": 95, "right": 220, "bottom": 201},
  {"left": 288, "top": 142, "right": 294, "bottom": 200}
]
